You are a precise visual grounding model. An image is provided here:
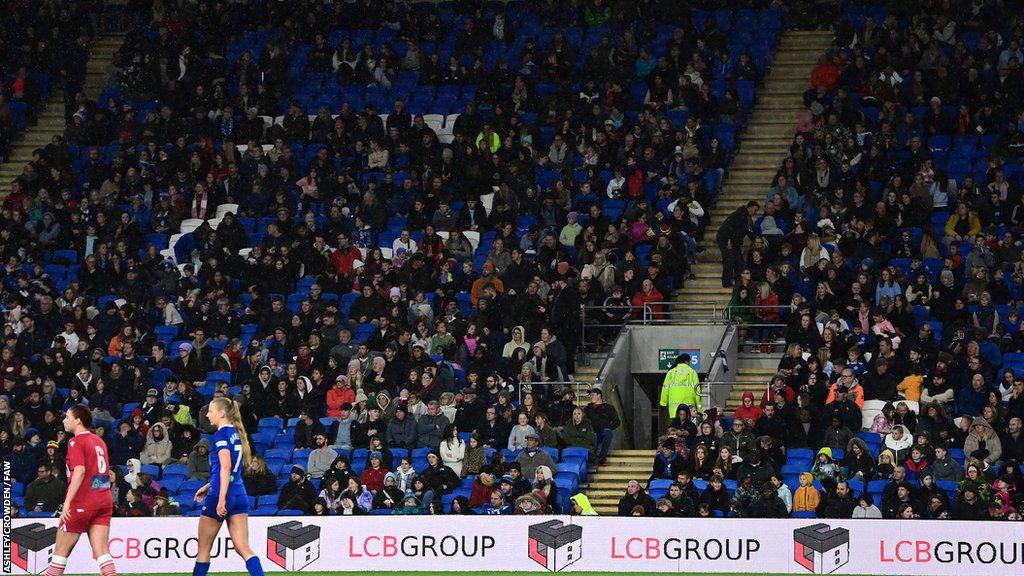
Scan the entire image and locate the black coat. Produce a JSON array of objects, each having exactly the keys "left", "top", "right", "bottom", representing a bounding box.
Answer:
[
  {"left": 420, "top": 463, "right": 460, "bottom": 496},
  {"left": 618, "top": 490, "right": 655, "bottom": 516},
  {"left": 816, "top": 492, "right": 856, "bottom": 518},
  {"left": 277, "top": 478, "right": 316, "bottom": 512}
]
